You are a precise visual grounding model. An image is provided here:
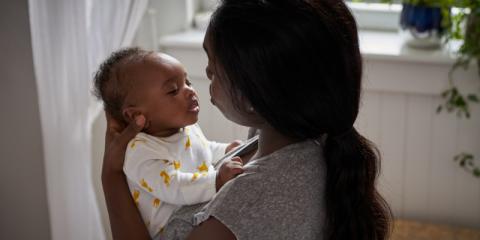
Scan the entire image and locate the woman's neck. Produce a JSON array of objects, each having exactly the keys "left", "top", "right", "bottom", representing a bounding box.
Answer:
[{"left": 253, "top": 124, "right": 298, "bottom": 159}]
